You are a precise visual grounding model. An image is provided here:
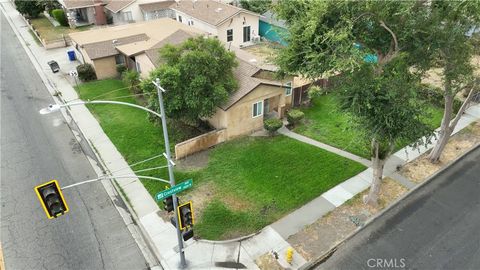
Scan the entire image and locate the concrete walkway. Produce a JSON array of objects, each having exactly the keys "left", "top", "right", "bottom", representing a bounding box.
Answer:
[
  {"left": 278, "top": 126, "right": 372, "bottom": 167},
  {"left": 3, "top": 2, "right": 480, "bottom": 269}
]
